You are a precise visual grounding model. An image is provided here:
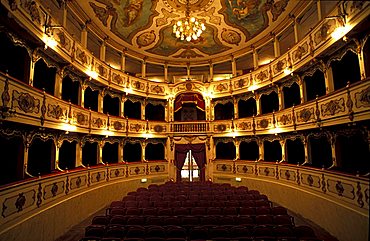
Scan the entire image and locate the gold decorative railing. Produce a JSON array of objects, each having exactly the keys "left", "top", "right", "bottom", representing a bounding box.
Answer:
[
  {"left": 0, "top": 1, "right": 368, "bottom": 98},
  {"left": 0, "top": 161, "right": 168, "bottom": 235},
  {"left": 1, "top": 74, "right": 369, "bottom": 137},
  {"left": 171, "top": 122, "right": 210, "bottom": 133},
  {"left": 213, "top": 160, "right": 369, "bottom": 215}
]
